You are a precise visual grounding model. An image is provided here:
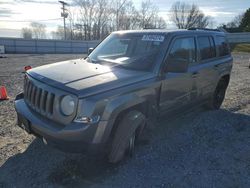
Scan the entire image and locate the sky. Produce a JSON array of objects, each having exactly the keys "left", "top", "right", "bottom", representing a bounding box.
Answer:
[{"left": 0, "top": 0, "right": 250, "bottom": 38}]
